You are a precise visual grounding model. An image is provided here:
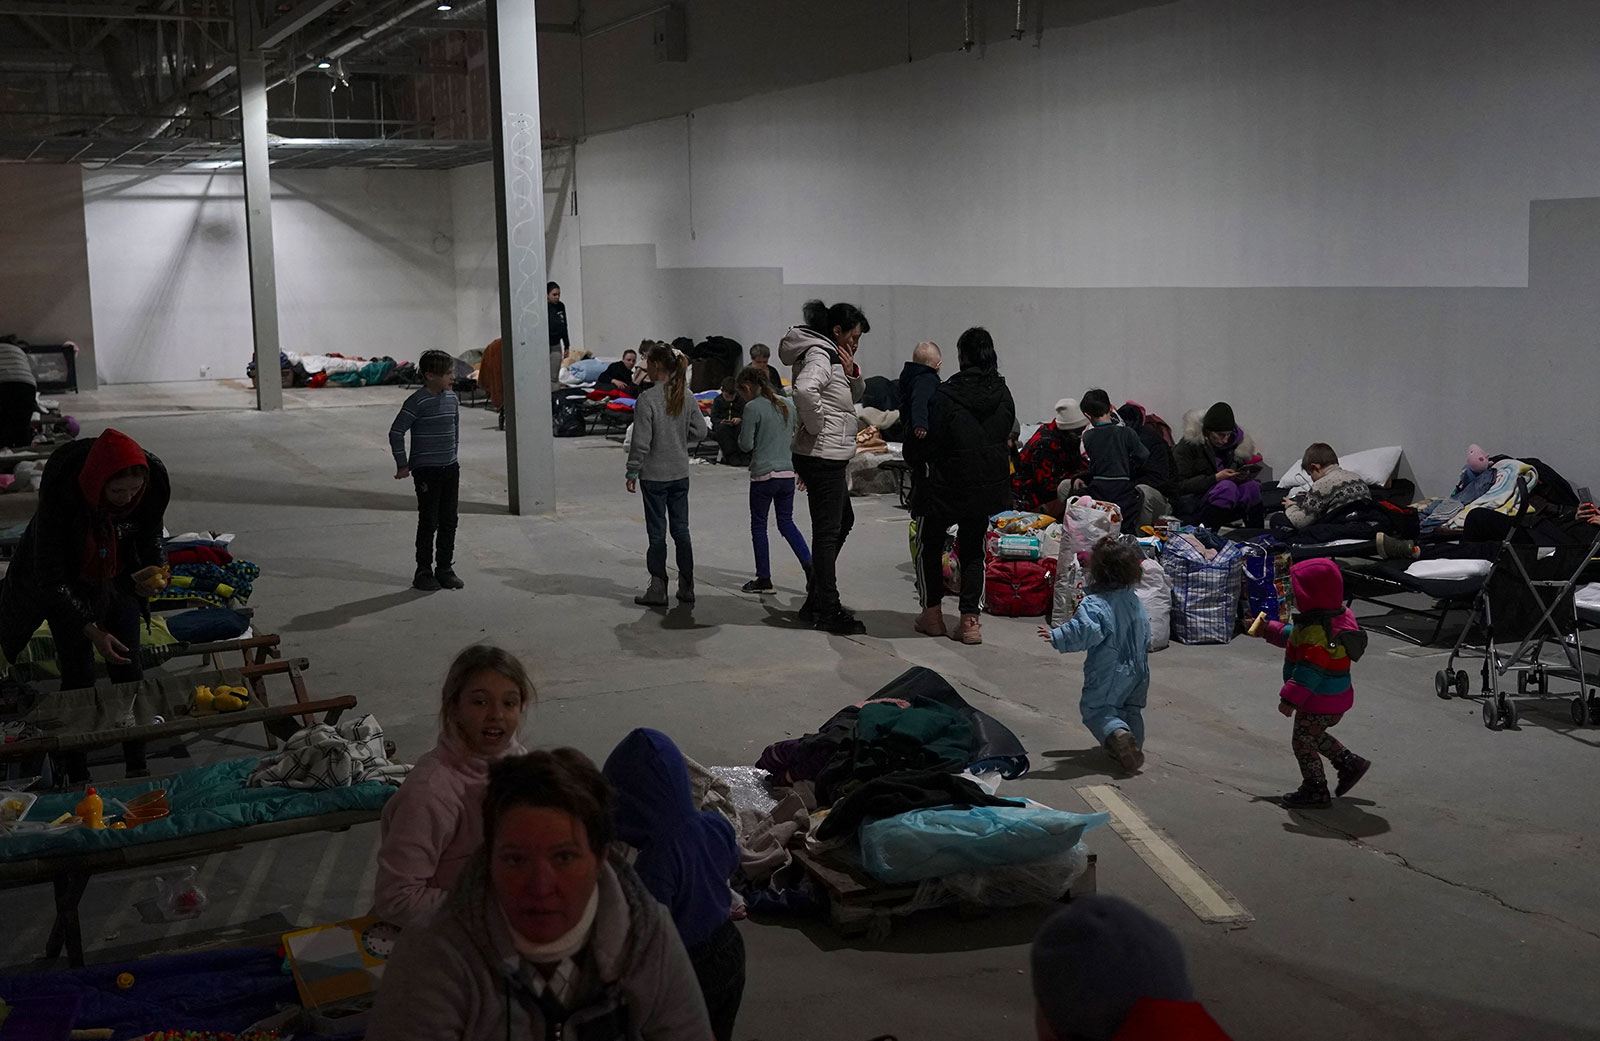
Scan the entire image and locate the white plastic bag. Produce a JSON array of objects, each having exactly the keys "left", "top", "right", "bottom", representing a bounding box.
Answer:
[
  {"left": 1050, "top": 500, "right": 1120, "bottom": 625},
  {"left": 1136, "top": 559, "right": 1172, "bottom": 651}
]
